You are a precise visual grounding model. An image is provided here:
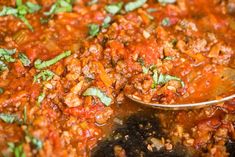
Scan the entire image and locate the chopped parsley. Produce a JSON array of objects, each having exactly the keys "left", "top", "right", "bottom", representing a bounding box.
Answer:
[
  {"left": 44, "top": 0, "right": 73, "bottom": 16},
  {"left": 0, "top": 0, "right": 41, "bottom": 31},
  {"left": 105, "top": 2, "right": 123, "bottom": 15},
  {"left": 19, "top": 53, "right": 31, "bottom": 66},
  {"left": 34, "top": 50, "right": 71, "bottom": 69},
  {"left": 125, "top": 0, "right": 147, "bottom": 12},
  {"left": 8, "top": 143, "right": 26, "bottom": 157},
  {"left": 83, "top": 87, "right": 112, "bottom": 106},
  {"left": 88, "top": 24, "right": 100, "bottom": 37},
  {"left": 33, "top": 70, "right": 55, "bottom": 83},
  {"left": 0, "top": 113, "right": 19, "bottom": 124}
]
